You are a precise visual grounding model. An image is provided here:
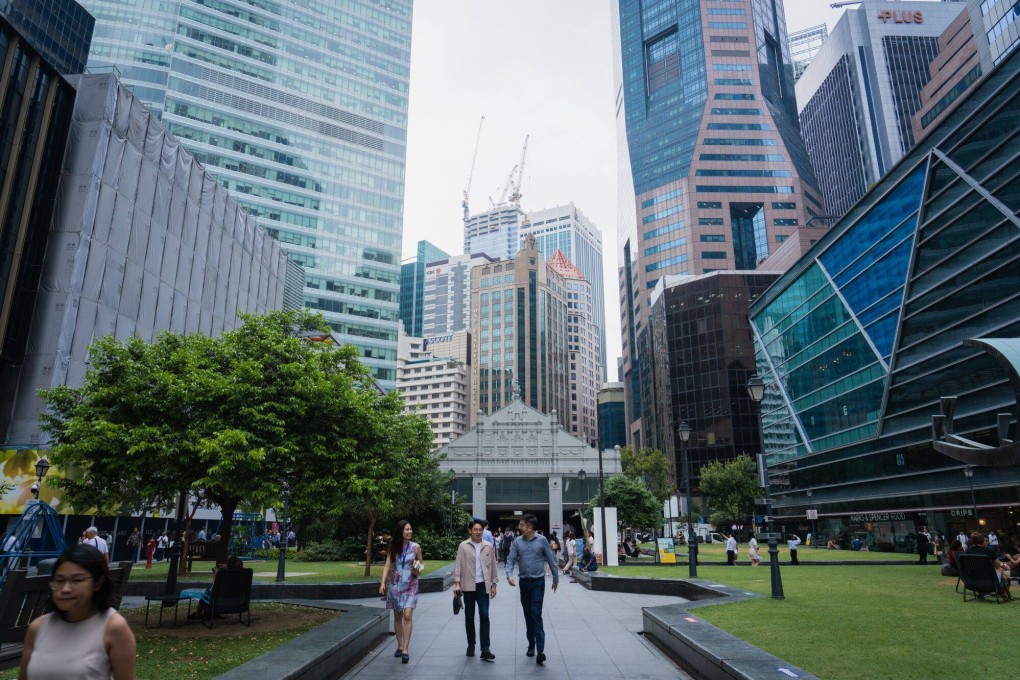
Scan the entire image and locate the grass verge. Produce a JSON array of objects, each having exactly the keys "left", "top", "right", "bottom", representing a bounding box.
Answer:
[
  {"left": 635, "top": 541, "right": 918, "bottom": 562},
  {"left": 0, "top": 602, "right": 337, "bottom": 680},
  {"left": 602, "top": 564, "right": 1016, "bottom": 680},
  {"left": 131, "top": 560, "right": 451, "bottom": 582}
]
